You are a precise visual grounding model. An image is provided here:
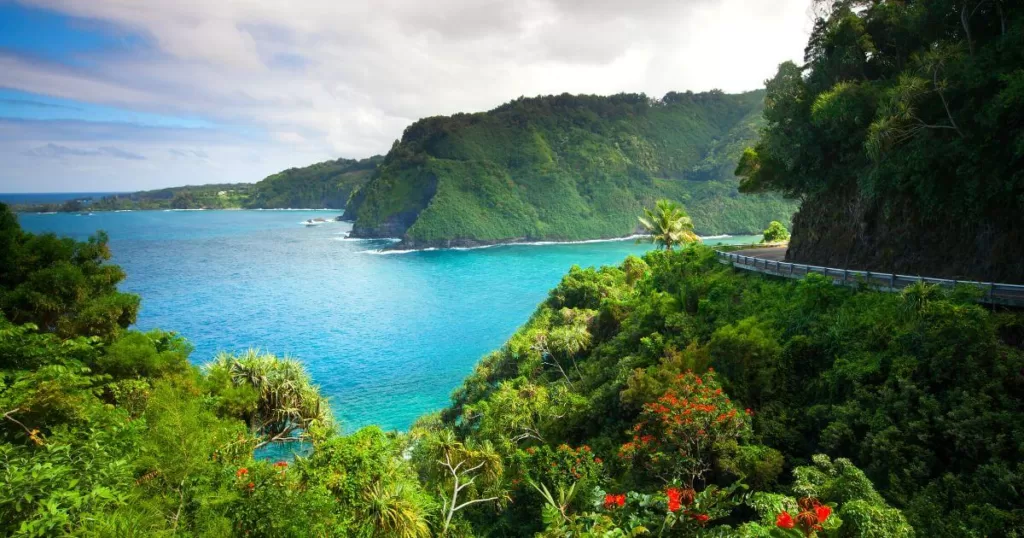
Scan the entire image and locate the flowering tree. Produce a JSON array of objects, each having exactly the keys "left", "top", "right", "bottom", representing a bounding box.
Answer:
[{"left": 619, "top": 370, "right": 750, "bottom": 486}]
